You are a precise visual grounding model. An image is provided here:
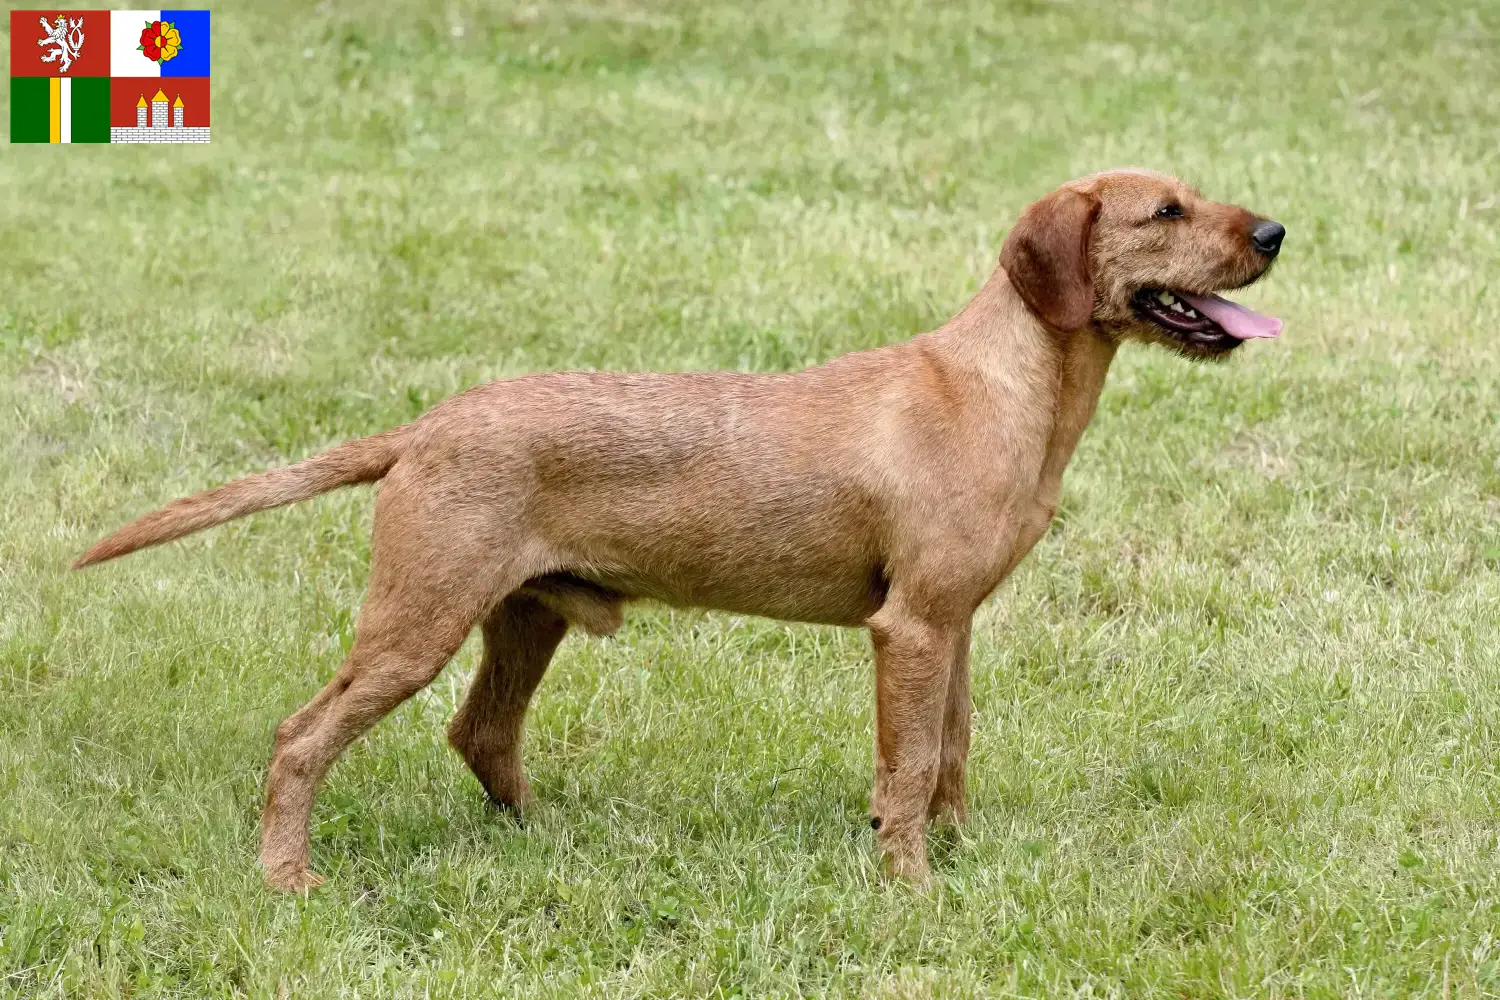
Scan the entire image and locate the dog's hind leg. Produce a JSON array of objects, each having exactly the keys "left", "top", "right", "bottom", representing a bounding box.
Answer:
[
  {"left": 447, "top": 593, "right": 571, "bottom": 811},
  {"left": 257, "top": 485, "right": 518, "bottom": 892},
  {"left": 259, "top": 599, "right": 478, "bottom": 890}
]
